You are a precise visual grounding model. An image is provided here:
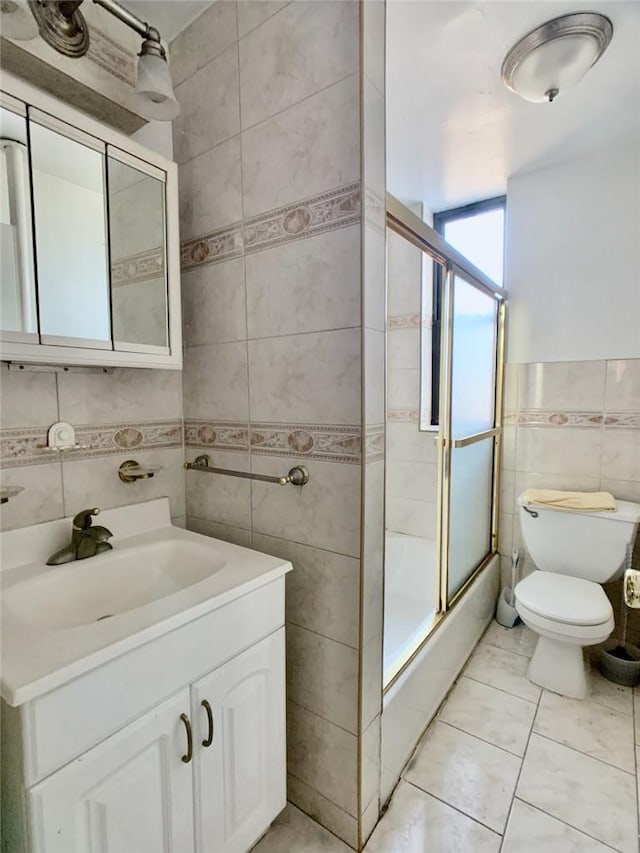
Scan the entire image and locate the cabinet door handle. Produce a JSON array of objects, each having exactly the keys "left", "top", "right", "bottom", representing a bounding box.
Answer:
[
  {"left": 179, "top": 713, "right": 193, "bottom": 763},
  {"left": 201, "top": 699, "right": 214, "bottom": 748}
]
